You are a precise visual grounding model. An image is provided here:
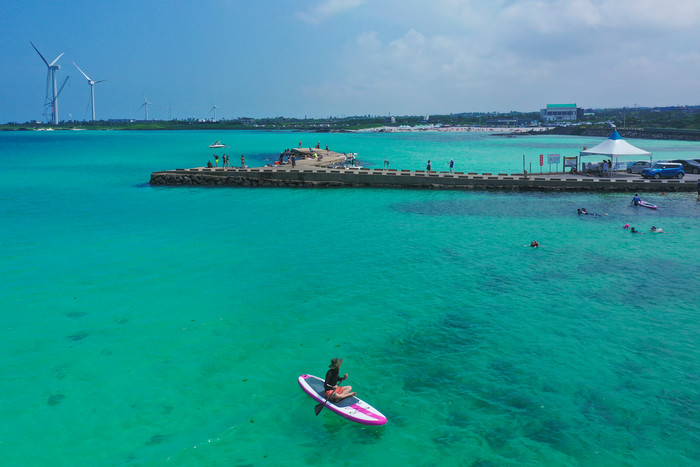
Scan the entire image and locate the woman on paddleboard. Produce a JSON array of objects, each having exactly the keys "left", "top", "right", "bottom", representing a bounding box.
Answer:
[{"left": 324, "top": 358, "right": 356, "bottom": 401}]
